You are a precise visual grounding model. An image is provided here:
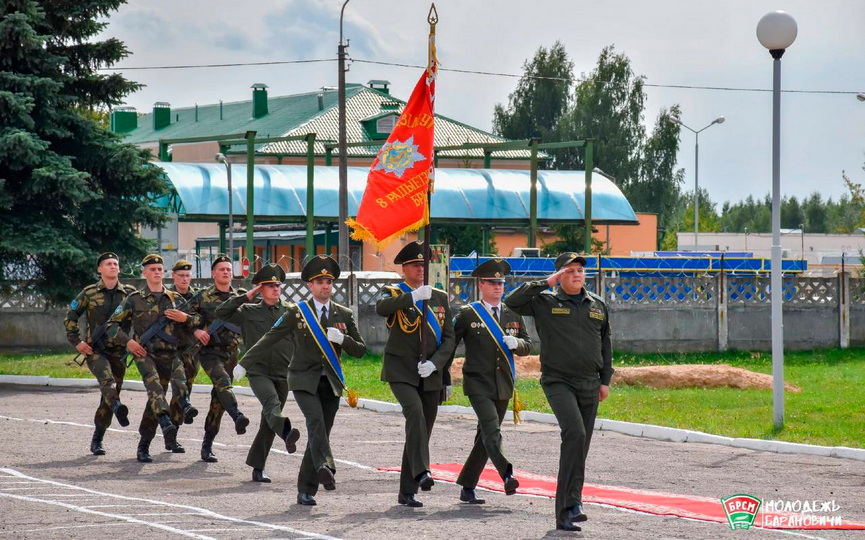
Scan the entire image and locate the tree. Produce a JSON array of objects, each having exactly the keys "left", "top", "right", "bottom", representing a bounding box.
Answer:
[
  {"left": 0, "top": 1, "right": 167, "bottom": 304},
  {"left": 680, "top": 187, "right": 722, "bottom": 233},
  {"left": 435, "top": 224, "right": 496, "bottom": 256},
  {"left": 492, "top": 41, "right": 573, "bottom": 141}
]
